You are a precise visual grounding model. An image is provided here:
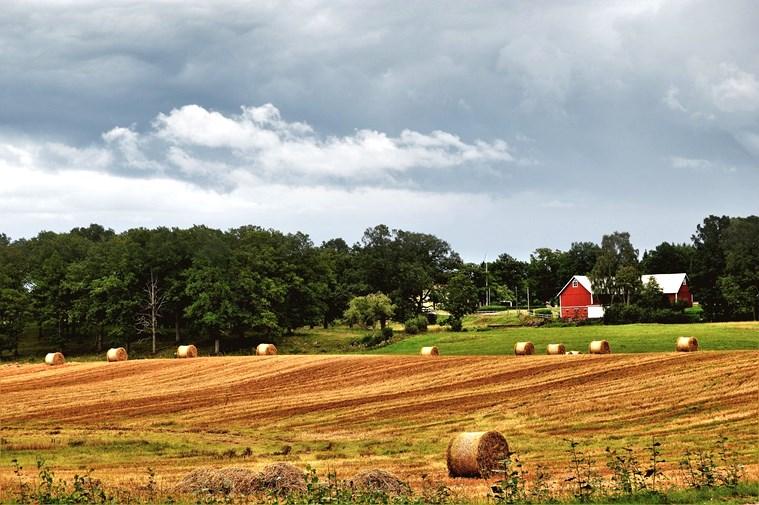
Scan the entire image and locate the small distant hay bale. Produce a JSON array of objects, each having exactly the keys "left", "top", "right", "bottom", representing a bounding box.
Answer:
[
  {"left": 546, "top": 343, "right": 566, "bottom": 355},
  {"left": 420, "top": 346, "right": 439, "bottom": 356},
  {"left": 106, "top": 347, "right": 128, "bottom": 362},
  {"left": 514, "top": 341, "right": 535, "bottom": 355},
  {"left": 588, "top": 340, "right": 611, "bottom": 354},
  {"left": 446, "top": 431, "right": 509, "bottom": 478},
  {"left": 676, "top": 336, "right": 698, "bottom": 352},
  {"left": 44, "top": 352, "right": 65, "bottom": 366},
  {"left": 352, "top": 469, "right": 410, "bottom": 495},
  {"left": 177, "top": 345, "right": 198, "bottom": 358},
  {"left": 175, "top": 467, "right": 261, "bottom": 494},
  {"left": 258, "top": 462, "right": 305, "bottom": 495},
  {"left": 255, "top": 343, "right": 277, "bottom": 356},
  {"left": 565, "top": 350, "right": 582, "bottom": 355}
]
